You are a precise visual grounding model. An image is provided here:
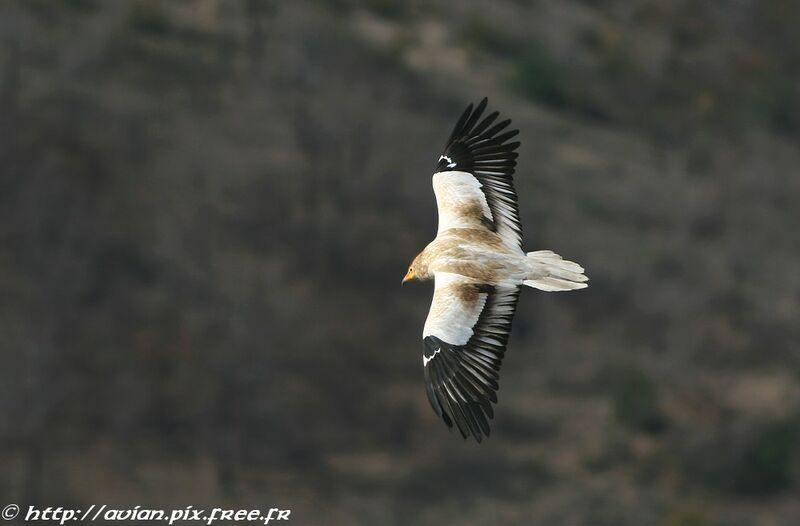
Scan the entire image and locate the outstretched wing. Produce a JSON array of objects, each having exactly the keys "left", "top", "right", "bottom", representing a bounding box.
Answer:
[
  {"left": 422, "top": 272, "right": 520, "bottom": 442},
  {"left": 433, "top": 98, "right": 522, "bottom": 248}
]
